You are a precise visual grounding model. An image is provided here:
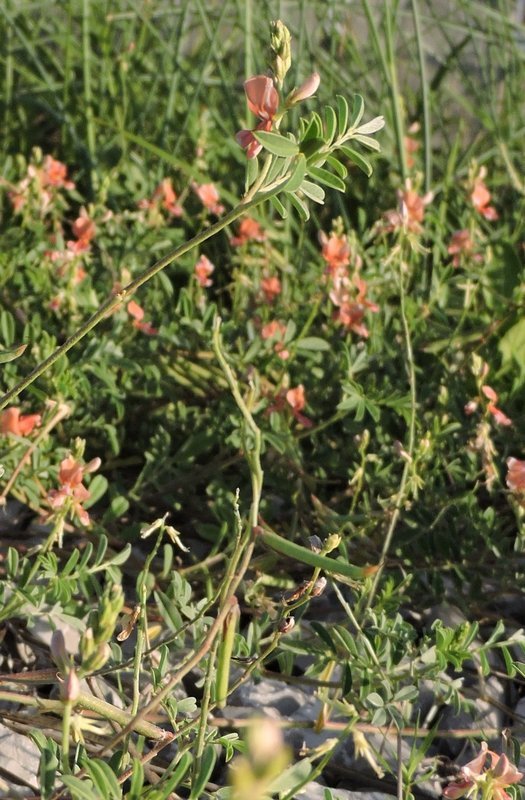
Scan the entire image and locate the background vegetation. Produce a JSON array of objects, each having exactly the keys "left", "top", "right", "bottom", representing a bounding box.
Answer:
[{"left": 0, "top": 1, "right": 524, "bottom": 798}]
